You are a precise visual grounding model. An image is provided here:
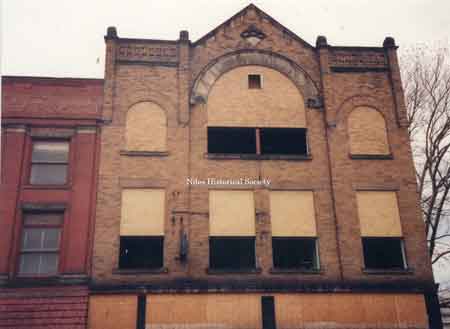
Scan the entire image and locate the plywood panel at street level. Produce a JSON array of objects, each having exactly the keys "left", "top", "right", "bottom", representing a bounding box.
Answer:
[
  {"left": 356, "top": 191, "right": 402, "bottom": 237},
  {"left": 395, "top": 294, "right": 428, "bottom": 328},
  {"left": 209, "top": 190, "right": 255, "bottom": 236},
  {"left": 301, "top": 294, "right": 332, "bottom": 324},
  {"left": 146, "top": 294, "right": 207, "bottom": 324},
  {"left": 120, "top": 189, "right": 165, "bottom": 236},
  {"left": 207, "top": 66, "right": 306, "bottom": 128},
  {"left": 270, "top": 191, "right": 317, "bottom": 237},
  {"left": 88, "top": 295, "right": 136, "bottom": 329},
  {"left": 327, "top": 293, "right": 365, "bottom": 324},
  {"left": 273, "top": 294, "right": 303, "bottom": 328},
  {"left": 348, "top": 106, "right": 389, "bottom": 155},
  {"left": 206, "top": 294, "right": 261, "bottom": 329},
  {"left": 362, "top": 293, "right": 397, "bottom": 325},
  {"left": 147, "top": 294, "right": 261, "bottom": 329}
]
